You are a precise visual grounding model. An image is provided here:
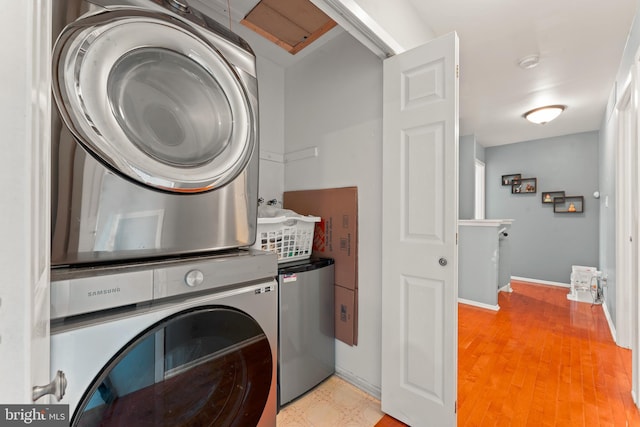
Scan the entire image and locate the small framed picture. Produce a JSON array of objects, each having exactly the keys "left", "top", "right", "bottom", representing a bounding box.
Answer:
[
  {"left": 501, "top": 174, "right": 521, "bottom": 186},
  {"left": 542, "top": 191, "right": 565, "bottom": 204}
]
